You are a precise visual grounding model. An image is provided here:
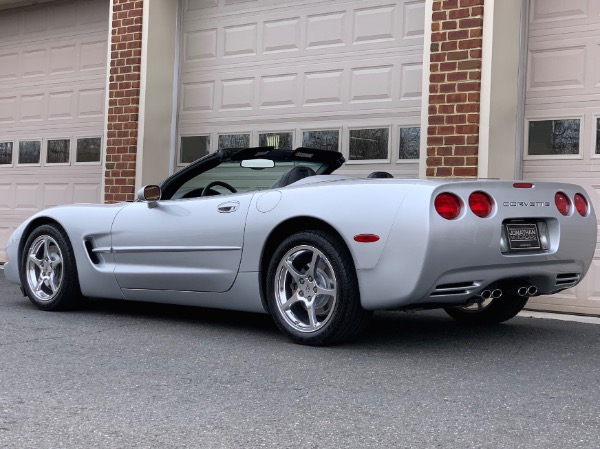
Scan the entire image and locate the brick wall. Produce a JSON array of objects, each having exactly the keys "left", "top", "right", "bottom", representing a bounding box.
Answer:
[
  {"left": 426, "top": 0, "right": 484, "bottom": 178},
  {"left": 104, "top": 0, "right": 143, "bottom": 203}
]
